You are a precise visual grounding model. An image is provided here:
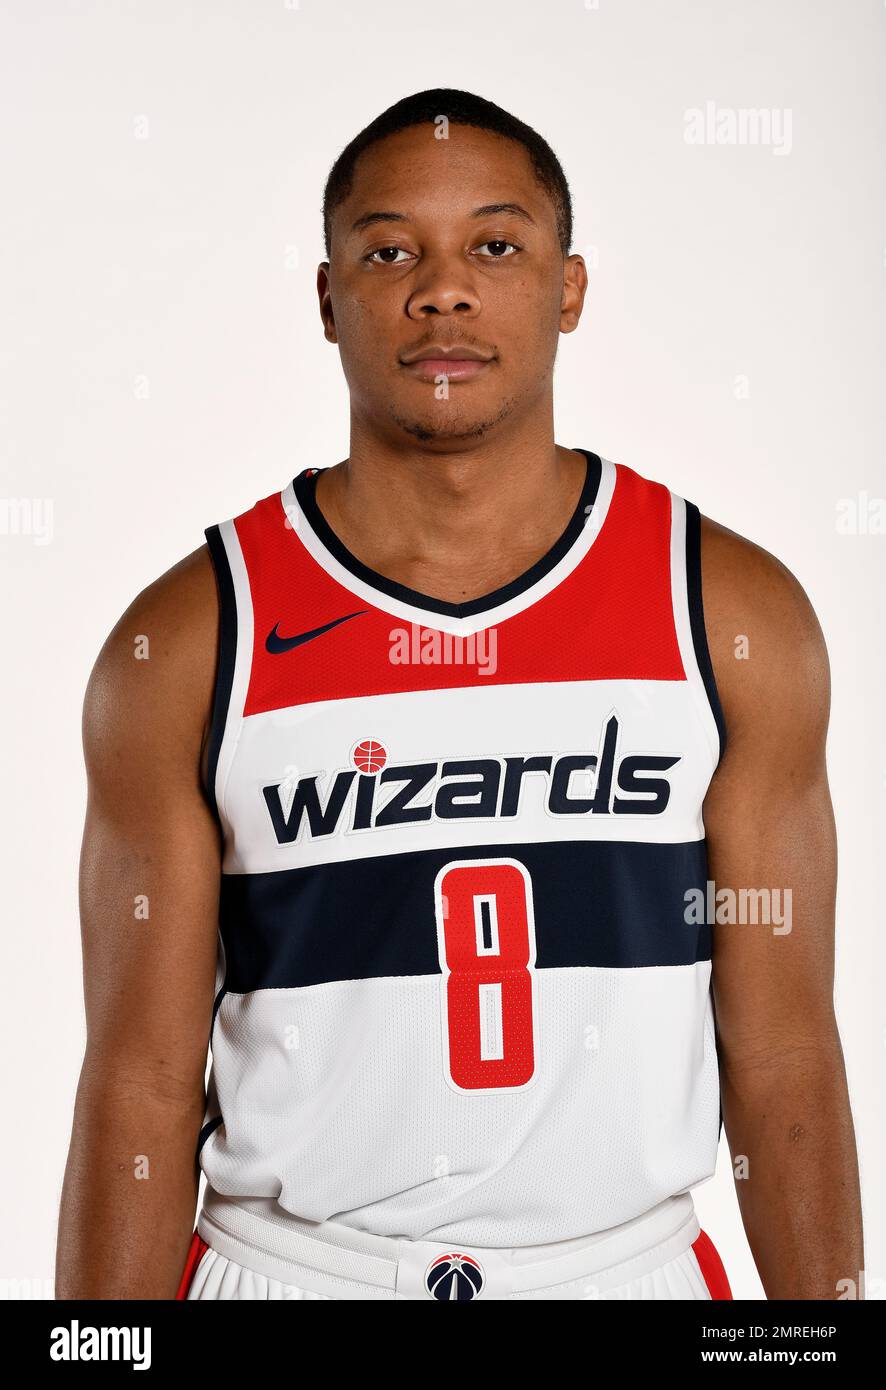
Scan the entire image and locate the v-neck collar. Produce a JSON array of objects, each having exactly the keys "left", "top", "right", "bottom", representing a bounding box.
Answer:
[{"left": 281, "top": 448, "right": 616, "bottom": 637}]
